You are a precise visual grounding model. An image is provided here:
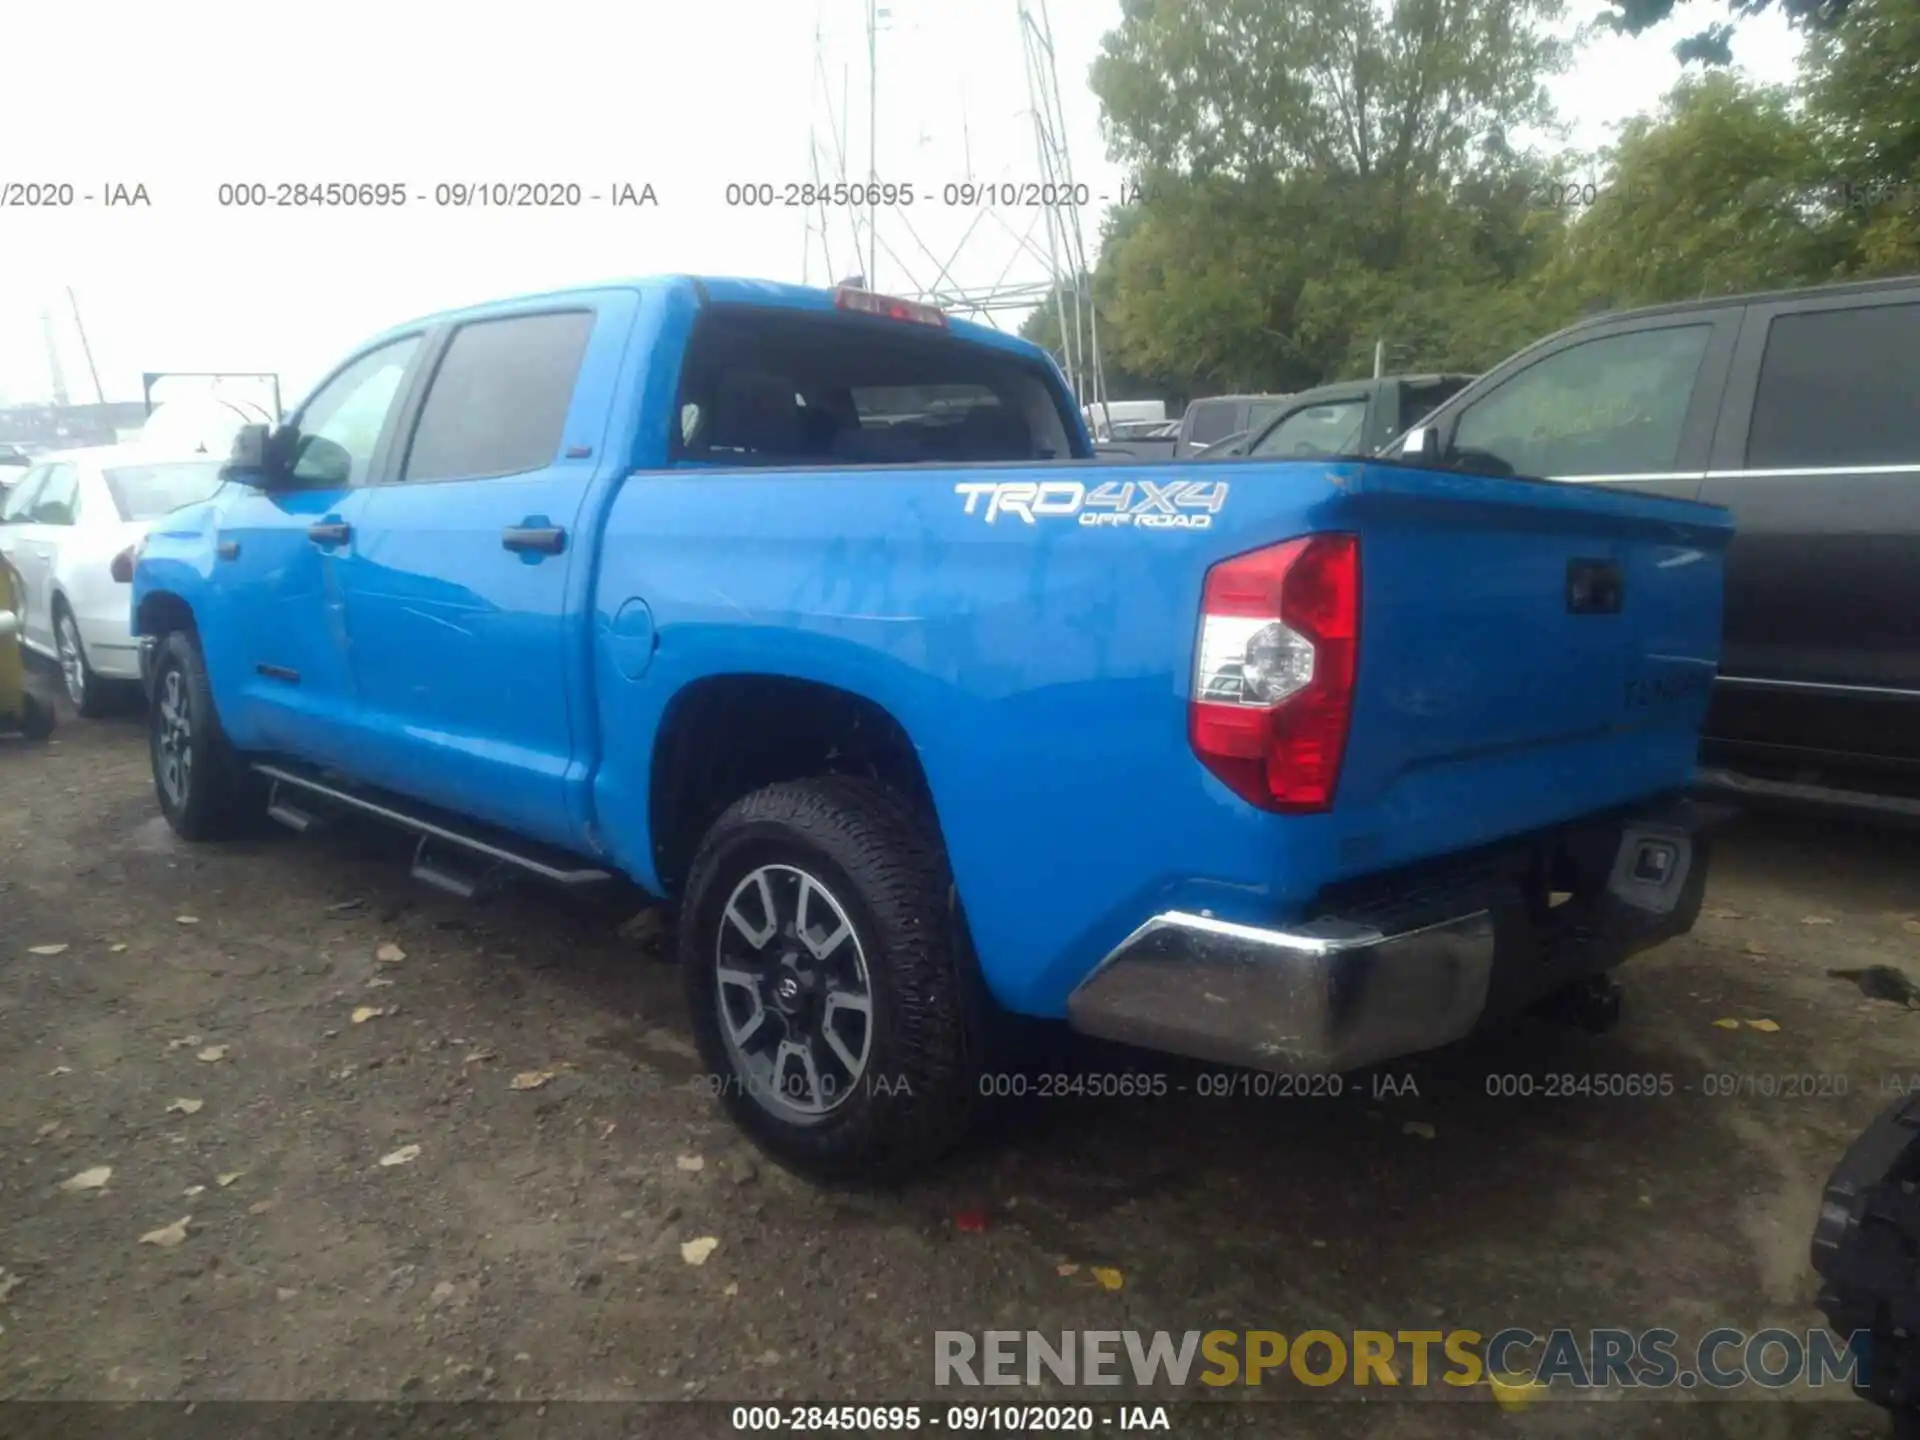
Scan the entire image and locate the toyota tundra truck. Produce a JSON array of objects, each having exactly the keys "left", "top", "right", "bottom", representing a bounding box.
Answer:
[{"left": 130, "top": 277, "right": 1732, "bottom": 1180}]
